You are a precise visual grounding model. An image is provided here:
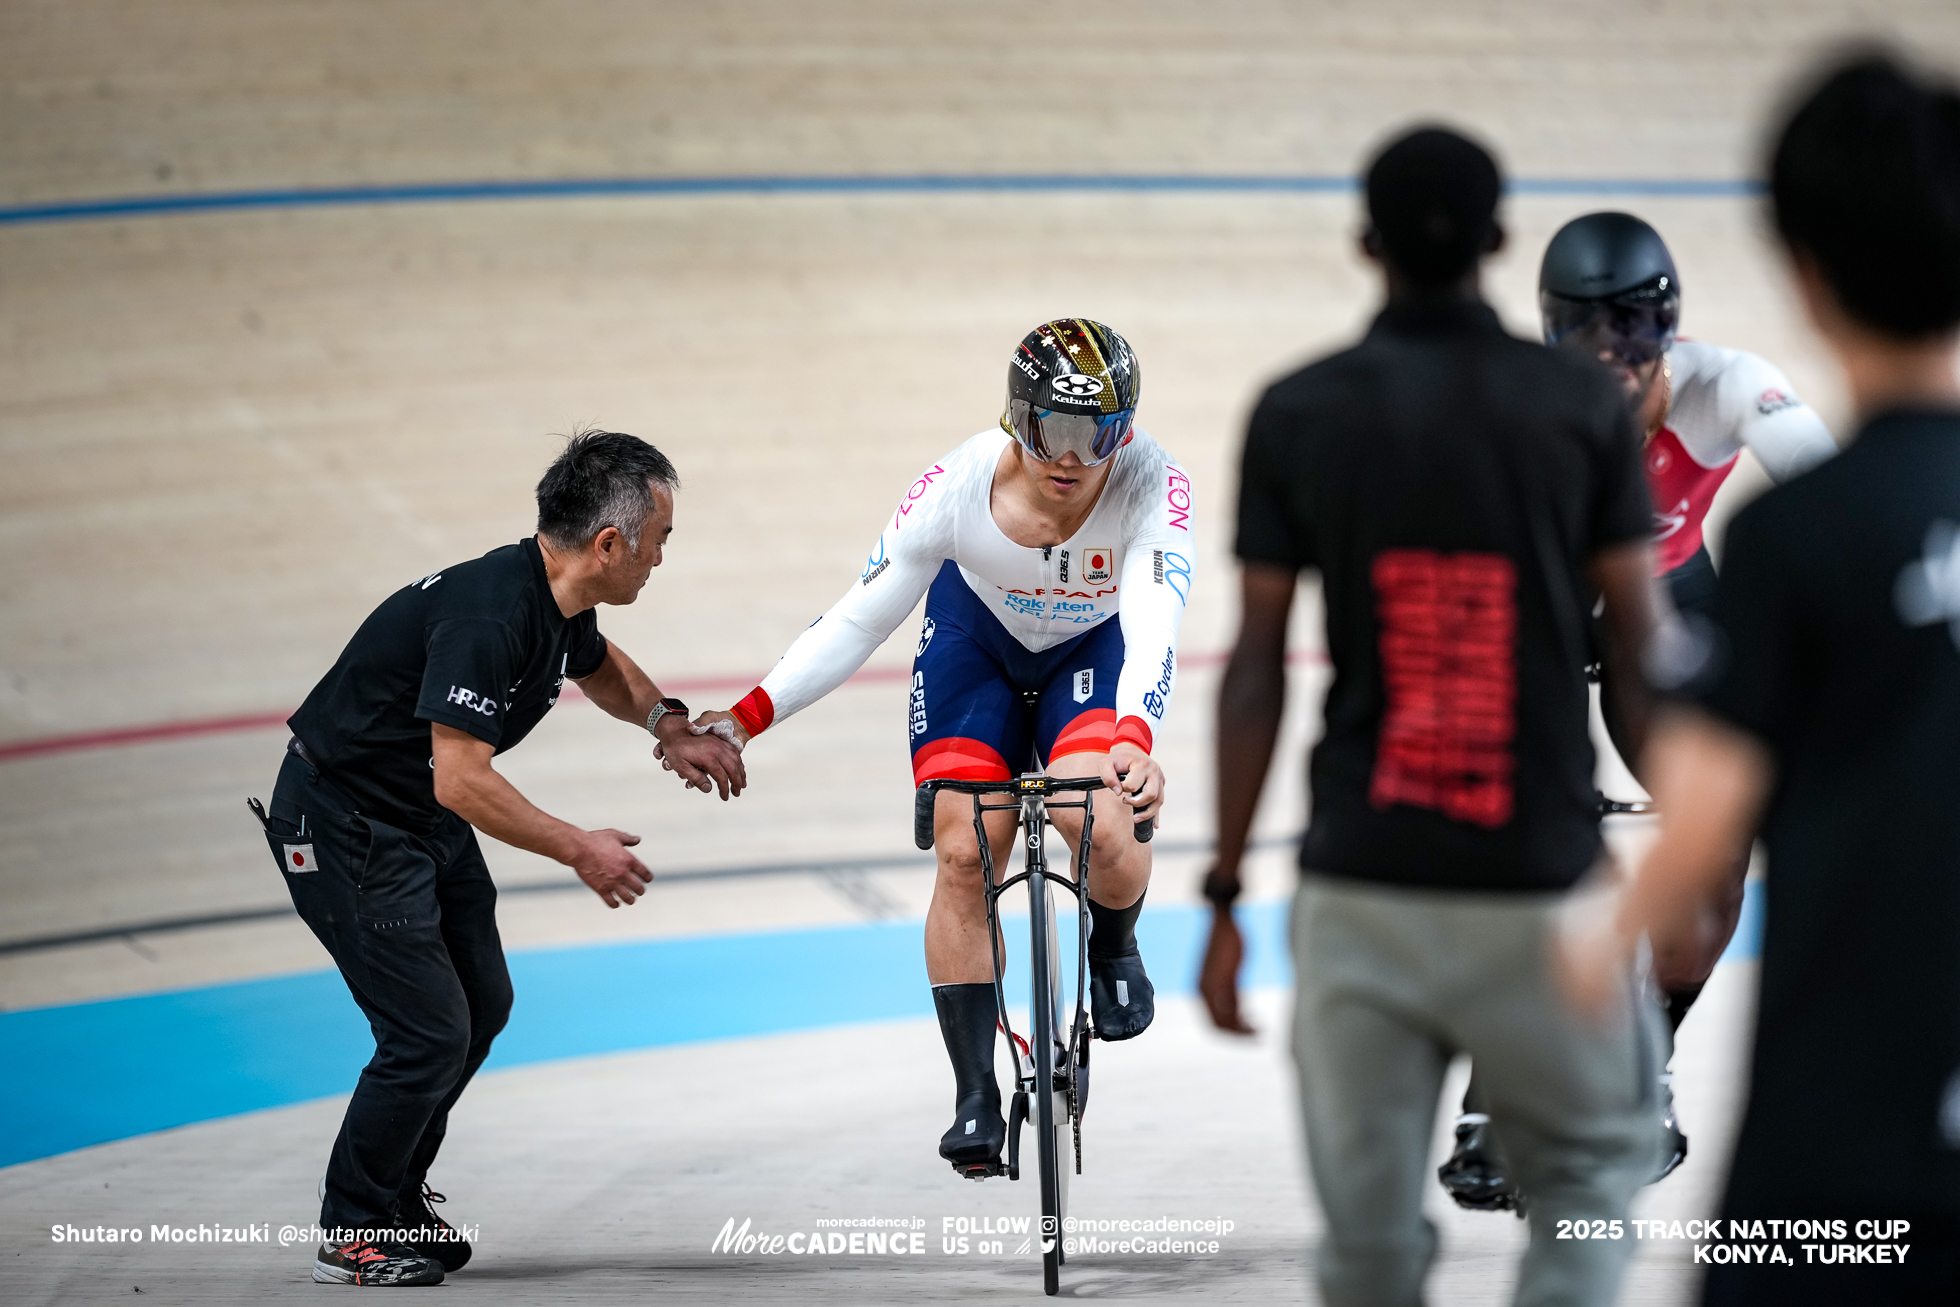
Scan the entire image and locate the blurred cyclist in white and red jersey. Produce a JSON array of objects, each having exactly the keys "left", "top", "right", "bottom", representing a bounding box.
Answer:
[
  {"left": 1439, "top": 212, "right": 1839, "bottom": 1212},
  {"left": 689, "top": 319, "right": 1194, "bottom": 1178}
]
